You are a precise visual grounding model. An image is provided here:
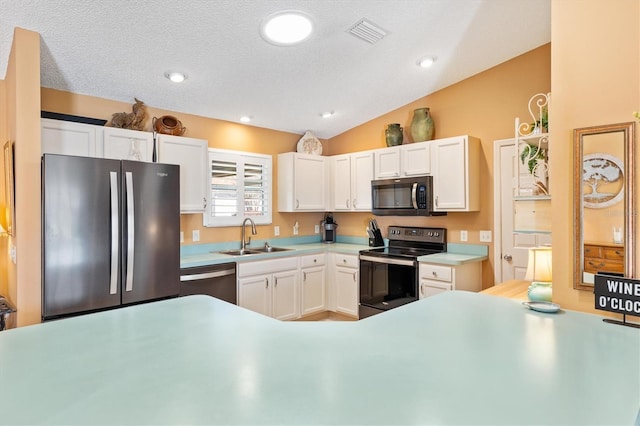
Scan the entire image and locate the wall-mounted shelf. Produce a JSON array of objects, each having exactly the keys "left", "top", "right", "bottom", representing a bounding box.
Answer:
[{"left": 515, "top": 93, "right": 550, "bottom": 197}]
